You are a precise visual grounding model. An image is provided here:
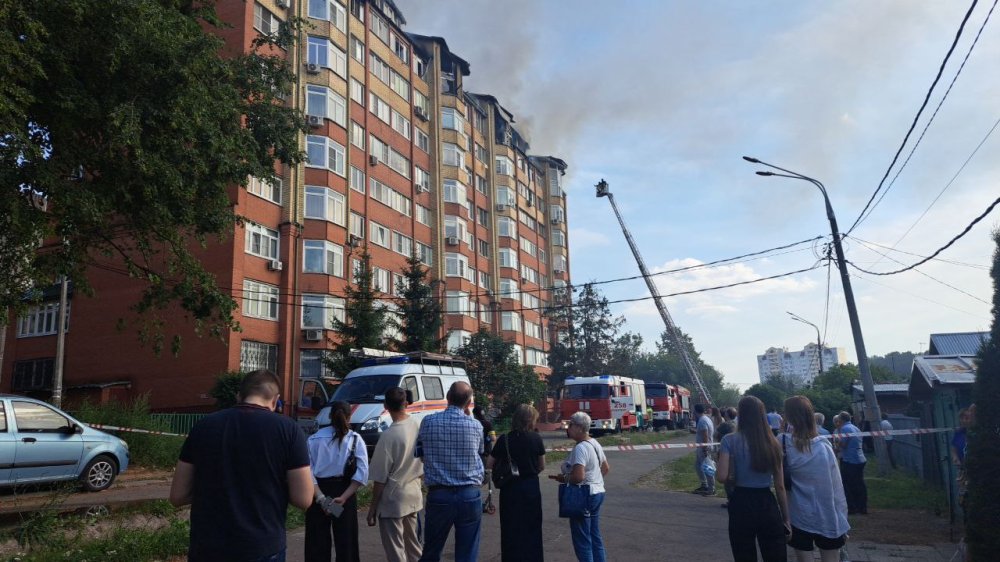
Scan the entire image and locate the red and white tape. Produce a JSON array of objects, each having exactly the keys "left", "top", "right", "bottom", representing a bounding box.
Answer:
[
  {"left": 546, "top": 426, "right": 955, "bottom": 453},
  {"left": 86, "top": 423, "right": 187, "bottom": 438}
]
